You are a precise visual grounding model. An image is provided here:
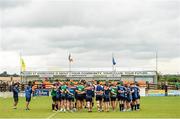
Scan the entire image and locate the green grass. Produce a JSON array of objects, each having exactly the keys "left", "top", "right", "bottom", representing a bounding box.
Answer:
[{"left": 0, "top": 96, "right": 180, "bottom": 118}]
